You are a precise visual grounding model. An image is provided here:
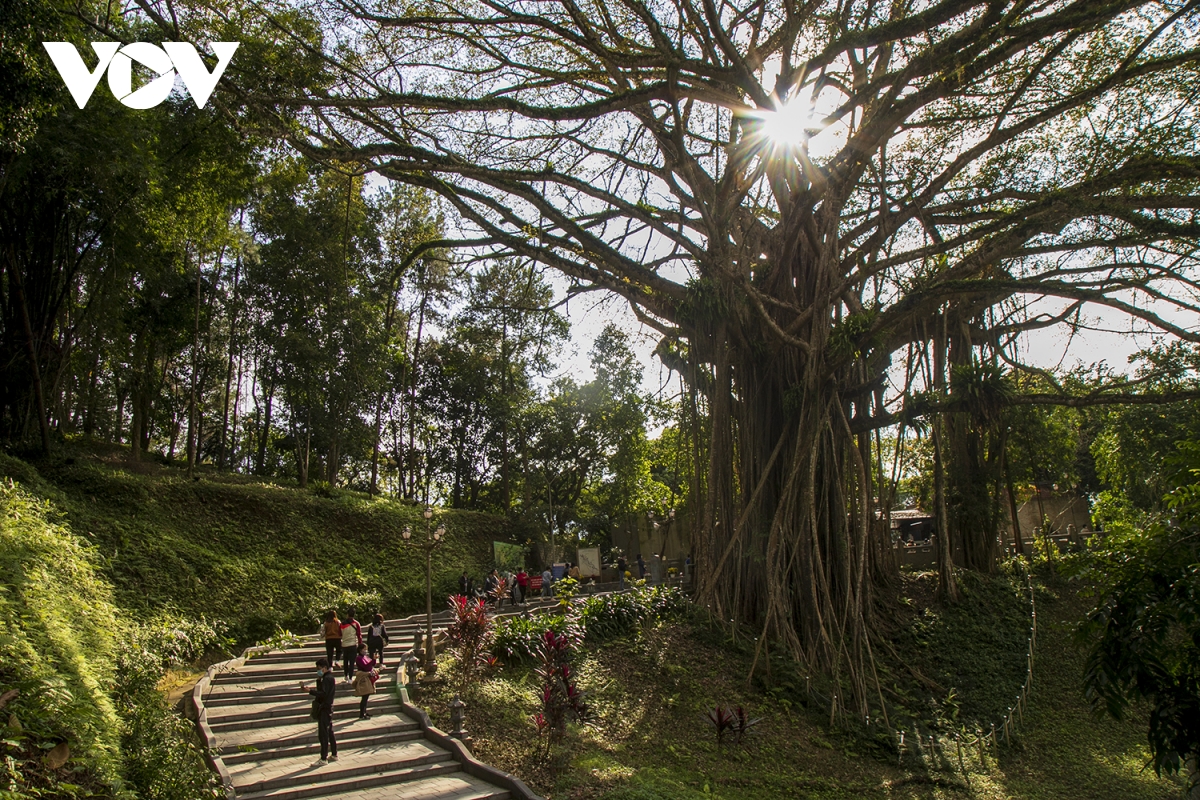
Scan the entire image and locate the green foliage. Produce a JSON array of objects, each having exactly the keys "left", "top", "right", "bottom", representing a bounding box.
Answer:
[
  {"left": 828, "top": 310, "right": 880, "bottom": 362},
  {"left": 949, "top": 360, "right": 1013, "bottom": 425},
  {"left": 0, "top": 480, "right": 123, "bottom": 795},
  {"left": 552, "top": 576, "right": 580, "bottom": 602},
  {"left": 1072, "top": 344, "right": 1200, "bottom": 511},
  {"left": 0, "top": 452, "right": 520, "bottom": 645},
  {"left": 112, "top": 613, "right": 227, "bottom": 800},
  {"left": 493, "top": 614, "right": 583, "bottom": 664},
  {"left": 493, "top": 586, "right": 689, "bottom": 664},
  {"left": 885, "top": 568, "right": 1033, "bottom": 728},
  {"left": 574, "top": 585, "right": 689, "bottom": 643},
  {"left": 1072, "top": 438, "right": 1200, "bottom": 779},
  {"left": 677, "top": 276, "right": 727, "bottom": 327}
]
